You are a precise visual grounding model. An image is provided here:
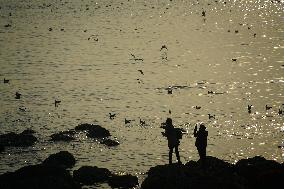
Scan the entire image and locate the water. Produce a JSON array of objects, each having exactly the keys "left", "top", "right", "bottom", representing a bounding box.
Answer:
[{"left": 0, "top": 0, "right": 283, "bottom": 186}]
